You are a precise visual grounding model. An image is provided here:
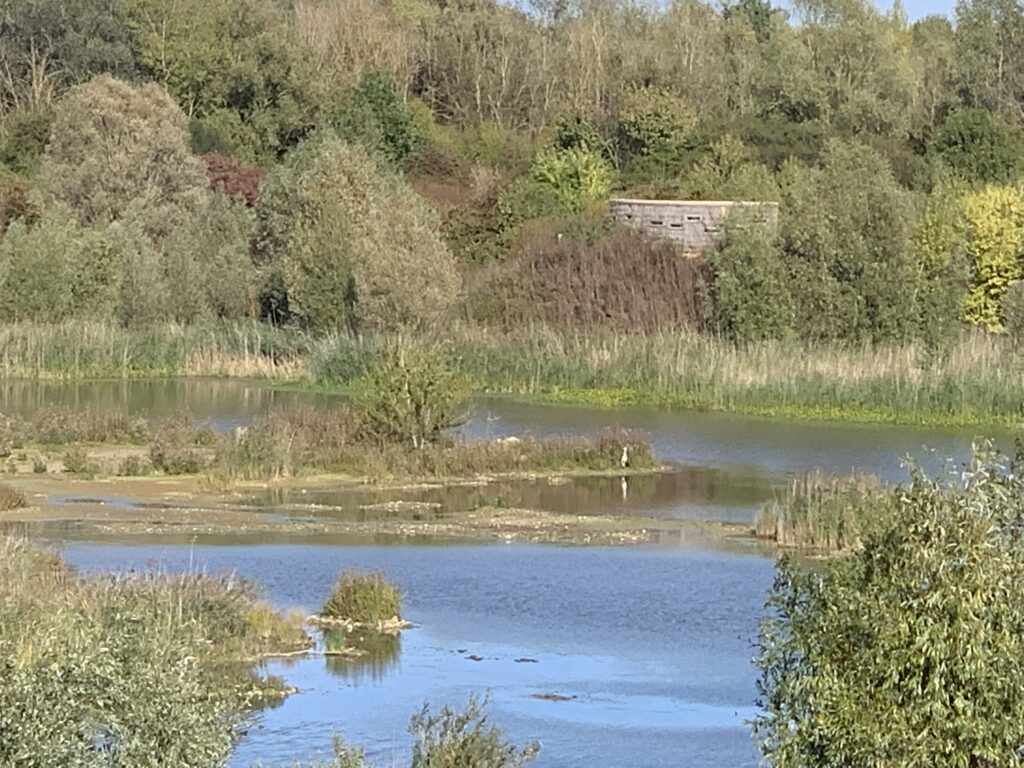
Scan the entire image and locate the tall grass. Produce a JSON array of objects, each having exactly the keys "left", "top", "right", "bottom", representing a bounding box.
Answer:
[
  {"left": 755, "top": 472, "right": 890, "bottom": 552},
  {"left": 401, "top": 325, "right": 1024, "bottom": 426},
  {"left": 4, "top": 321, "right": 1023, "bottom": 425},
  {"left": 0, "top": 320, "right": 311, "bottom": 379}
]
